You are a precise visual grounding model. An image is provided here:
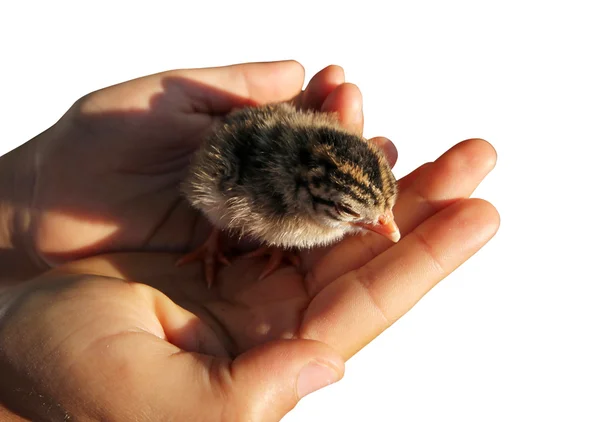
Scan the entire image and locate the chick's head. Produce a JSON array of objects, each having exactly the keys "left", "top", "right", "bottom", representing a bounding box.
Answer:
[{"left": 293, "top": 129, "right": 400, "bottom": 242}]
